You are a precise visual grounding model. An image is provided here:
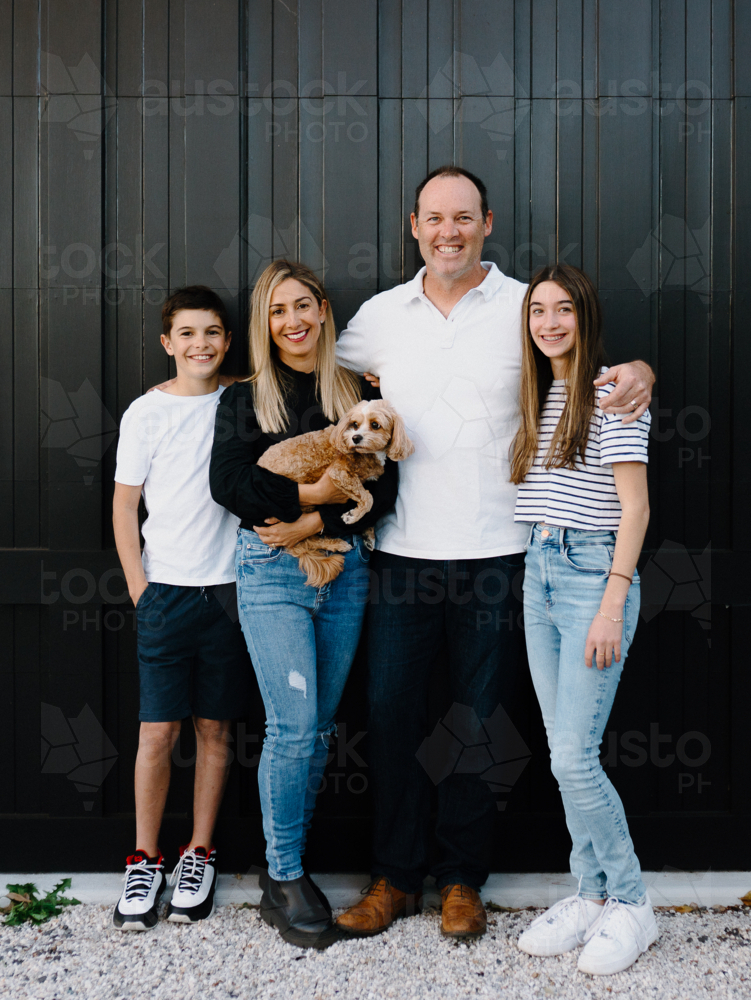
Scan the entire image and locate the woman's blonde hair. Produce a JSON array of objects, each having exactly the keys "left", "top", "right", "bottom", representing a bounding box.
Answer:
[
  {"left": 246, "top": 259, "right": 362, "bottom": 433},
  {"left": 509, "top": 263, "right": 605, "bottom": 484}
]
